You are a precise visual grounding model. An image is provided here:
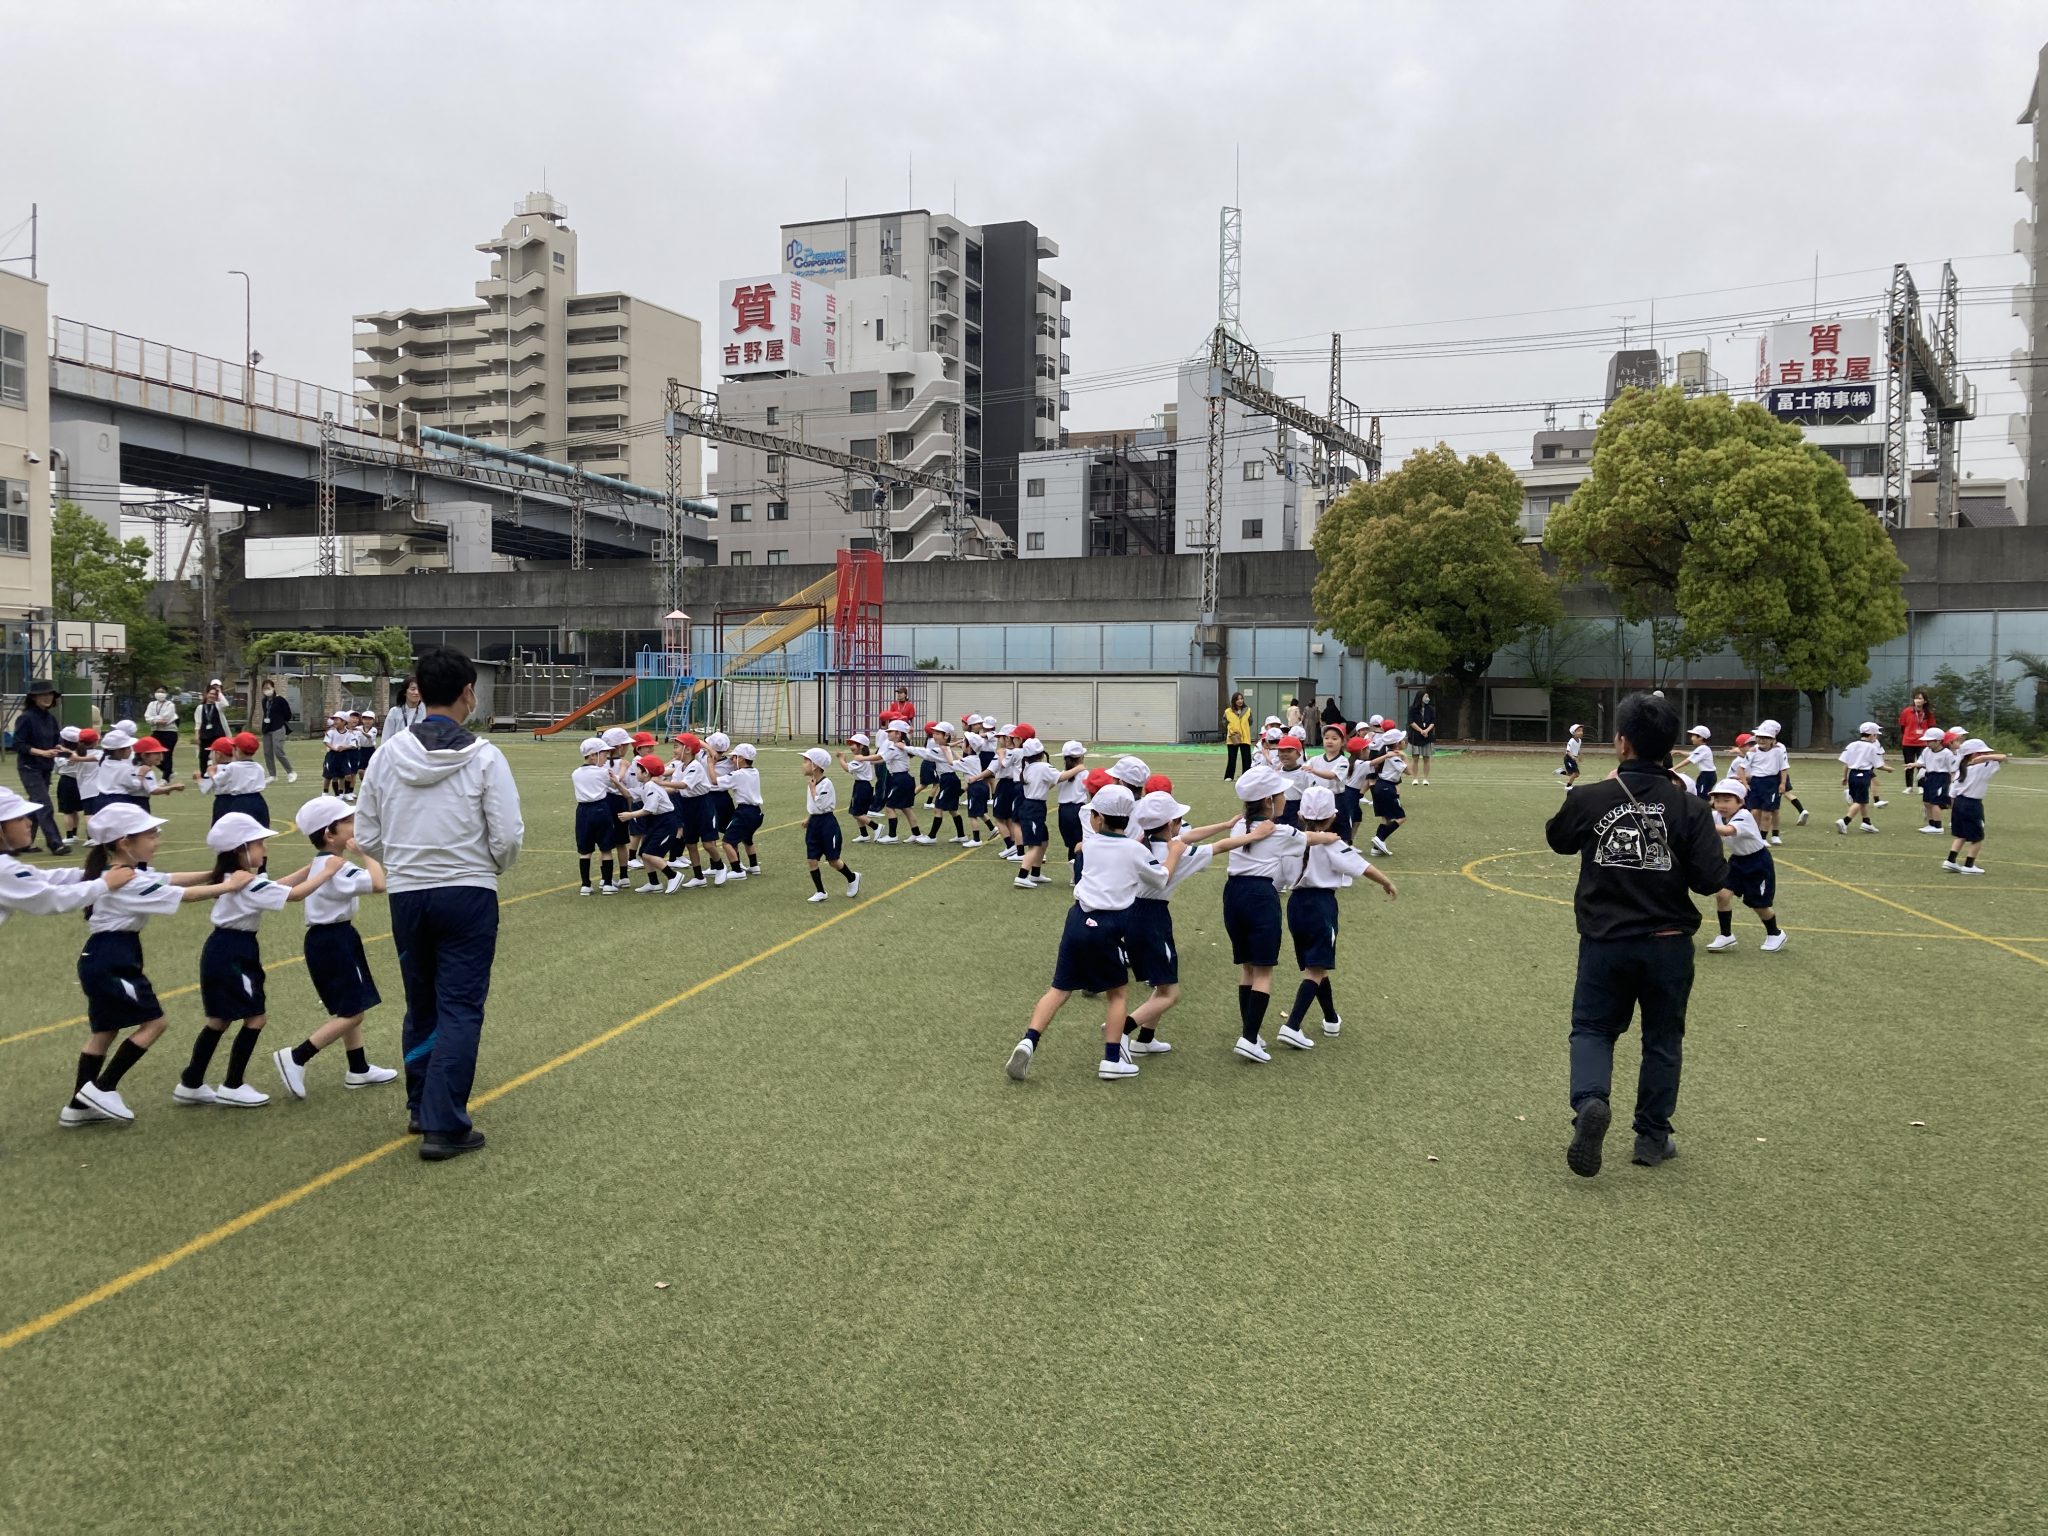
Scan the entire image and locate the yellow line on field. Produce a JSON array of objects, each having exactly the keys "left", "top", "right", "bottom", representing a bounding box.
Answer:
[
  {"left": 1459, "top": 850, "right": 1572, "bottom": 908},
  {"left": 1776, "top": 859, "right": 2048, "bottom": 972},
  {"left": 0, "top": 845, "right": 978, "bottom": 1354}
]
